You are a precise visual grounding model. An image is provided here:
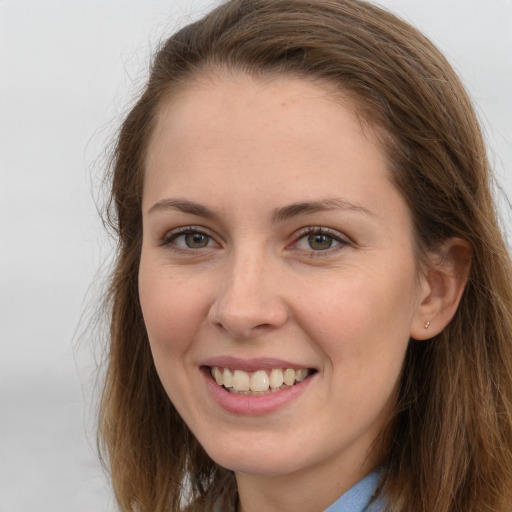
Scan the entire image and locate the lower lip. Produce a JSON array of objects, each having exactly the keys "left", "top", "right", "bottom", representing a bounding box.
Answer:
[{"left": 201, "top": 368, "right": 314, "bottom": 416}]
